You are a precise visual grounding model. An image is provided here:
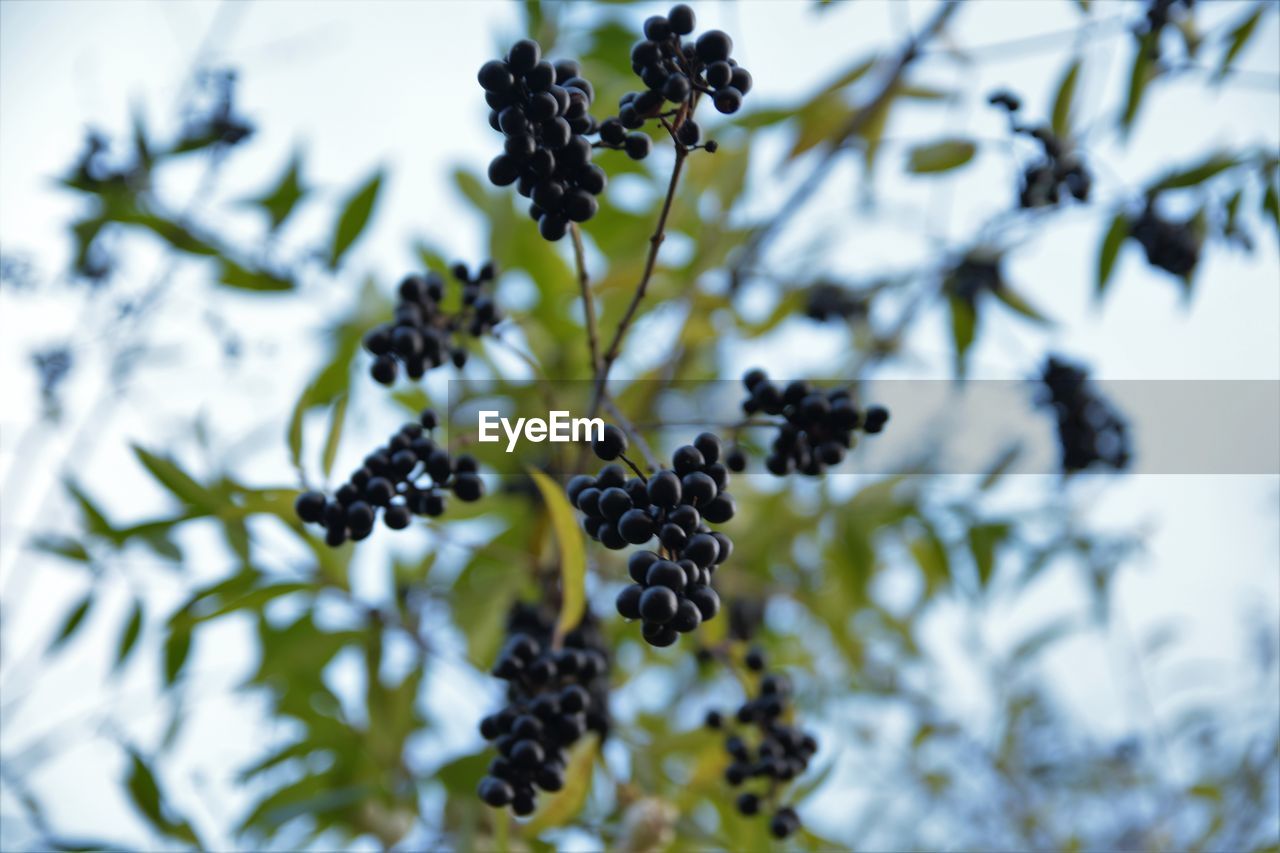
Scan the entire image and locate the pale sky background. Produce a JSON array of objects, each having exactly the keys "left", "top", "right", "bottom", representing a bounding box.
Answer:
[{"left": 1, "top": 1, "right": 1278, "bottom": 849}]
